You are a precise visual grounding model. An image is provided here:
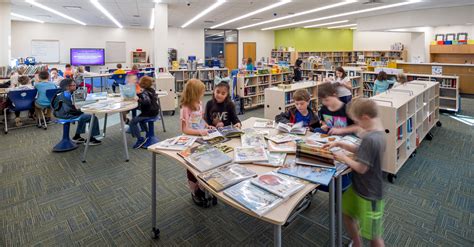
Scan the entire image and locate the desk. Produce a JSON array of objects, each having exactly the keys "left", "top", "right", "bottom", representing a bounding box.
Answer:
[
  {"left": 148, "top": 117, "right": 348, "bottom": 247},
  {"left": 81, "top": 98, "right": 138, "bottom": 162},
  {"left": 83, "top": 73, "right": 113, "bottom": 93}
]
